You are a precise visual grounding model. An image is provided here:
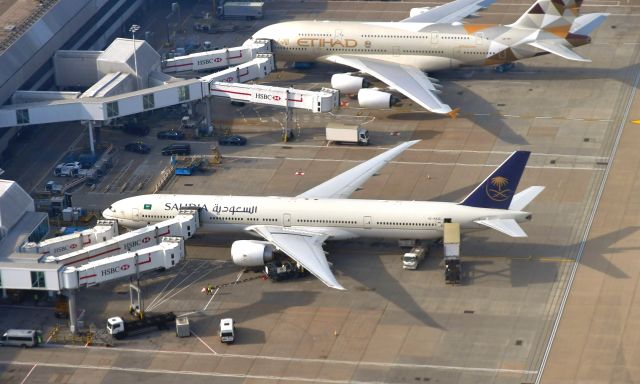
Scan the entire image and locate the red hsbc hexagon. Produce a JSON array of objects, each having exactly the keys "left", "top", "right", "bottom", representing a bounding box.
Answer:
[
  {"left": 142, "top": 237, "right": 151, "bottom": 243},
  {"left": 214, "top": 57, "right": 222, "bottom": 62},
  {"left": 121, "top": 264, "right": 130, "bottom": 271},
  {"left": 273, "top": 95, "right": 281, "bottom": 101},
  {"left": 69, "top": 243, "right": 78, "bottom": 249}
]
